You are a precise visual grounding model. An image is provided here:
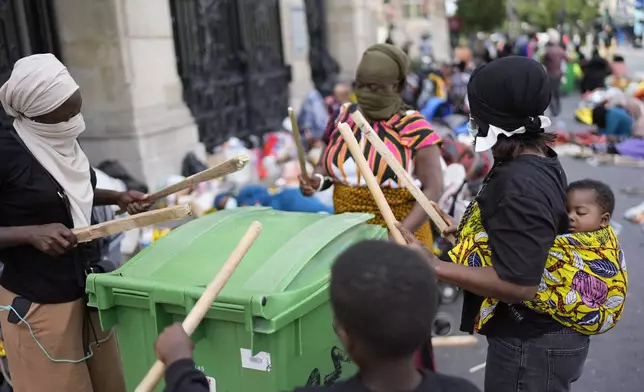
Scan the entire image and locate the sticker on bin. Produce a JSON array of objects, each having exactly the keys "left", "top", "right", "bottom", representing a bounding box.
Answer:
[
  {"left": 205, "top": 376, "right": 216, "bottom": 392},
  {"left": 240, "top": 348, "right": 272, "bottom": 372}
]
